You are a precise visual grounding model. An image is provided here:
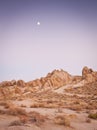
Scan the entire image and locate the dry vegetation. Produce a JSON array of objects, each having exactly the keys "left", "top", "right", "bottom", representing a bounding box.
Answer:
[
  {"left": 9, "top": 120, "right": 23, "bottom": 126},
  {"left": 64, "top": 82, "right": 97, "bottom": 96},
  {"left": 88, "top": 112, "right": 97, "bottom": 120},
  {"left": 27, "top": 90, "right": 97, "bottom": 111},
  {"left": 54, "top": 115, "right": 70, "bottom": 126}
]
